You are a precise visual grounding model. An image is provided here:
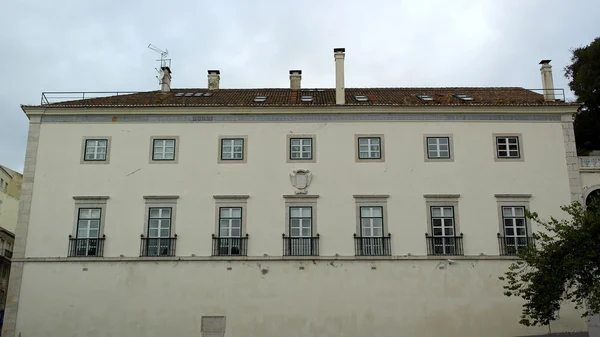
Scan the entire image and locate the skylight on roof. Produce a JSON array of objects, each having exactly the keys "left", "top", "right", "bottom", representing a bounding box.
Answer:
[
  {"left": 184, "top": 93, "right": 194, "bottom": 97},
  {"left": 254, "top": 96, "right": 268, "bottom": 102},
  {"left": 355, "top": 95, "right": 369, "bottom": 102},
  {"left": 301, "top": 96, "right": 313, "bottom": 102},
  {"left": 454, "top": 94, "right": 474, "bottom": 101},
  {"left": 416, "top": 94, "right": 434, "bottom": 101},
  {"left": 193, "top": 93, "right": 204, "bottom": 97},
  {"left": 174, "top": 93, "right": 185, "bottom": 97},
  {"left": 203, "top": 92, "right": 213, "bottom": 97}
]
